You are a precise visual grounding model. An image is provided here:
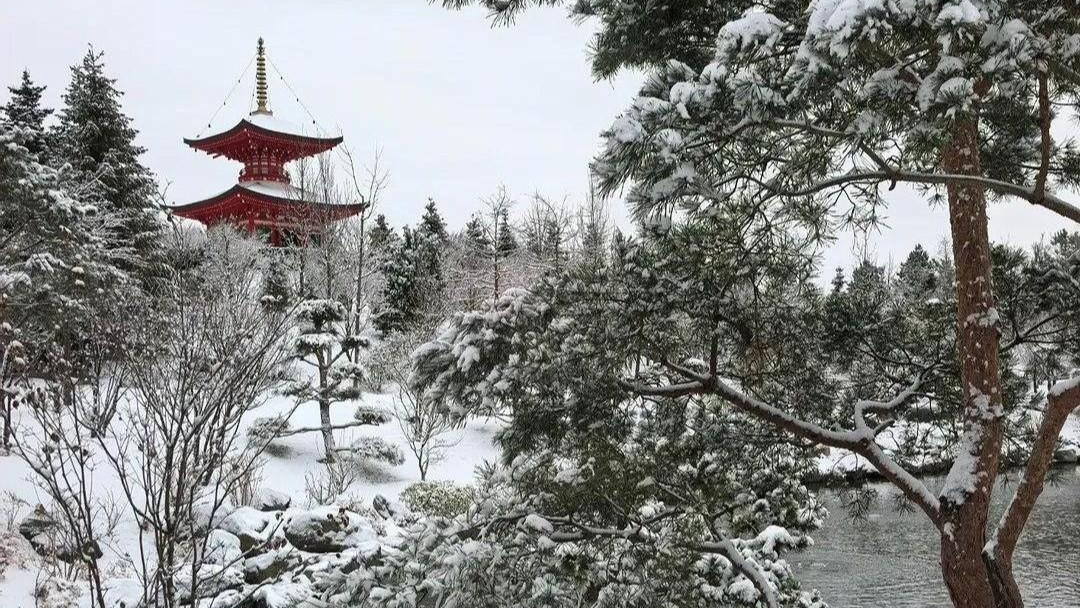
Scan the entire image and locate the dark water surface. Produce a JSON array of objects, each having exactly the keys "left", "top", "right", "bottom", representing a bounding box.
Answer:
[{"left": 792, "top": 467, "right": 1080, "bottom": 607}]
